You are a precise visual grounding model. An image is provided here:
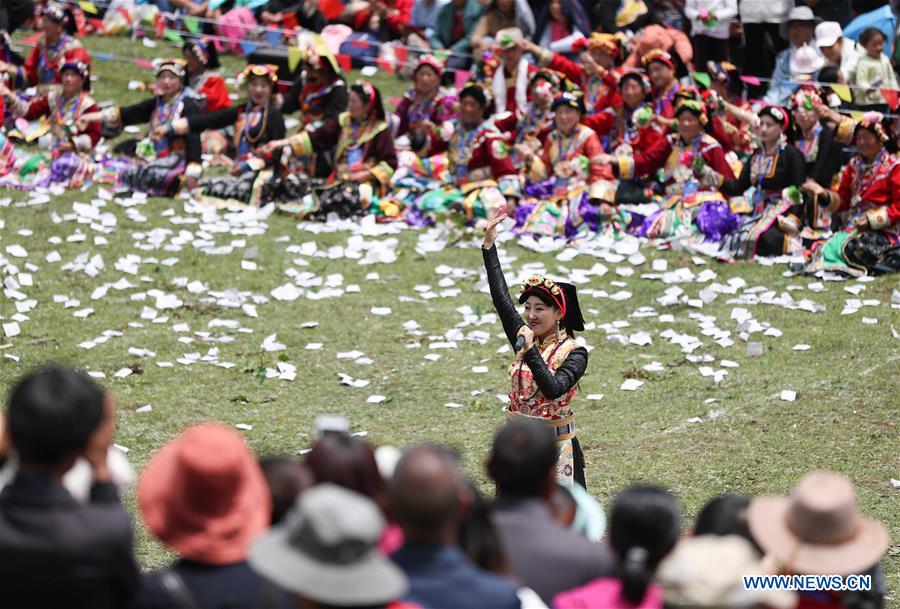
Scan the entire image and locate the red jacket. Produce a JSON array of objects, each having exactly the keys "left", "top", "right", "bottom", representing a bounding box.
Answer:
[
  {"left": 21, "top": 92, "right": 102, "bottom": 153},
  {"left": 613, "top": 132, "right": 734, "bottom": 183},
  {"left": 23, "top": 35, "right": 85, "bottom": 88},
  {"left": 830, "top": 153, "right": 900, "bottom": 230},
  {"left": 353, "top": 0, "right": 413, "bottom": 36},
  {"left": 545, "top": 52, "right": 622, "bottom": 113},
  {"left": 193, "top": 72, "right": 232, "bottom": 113}
]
